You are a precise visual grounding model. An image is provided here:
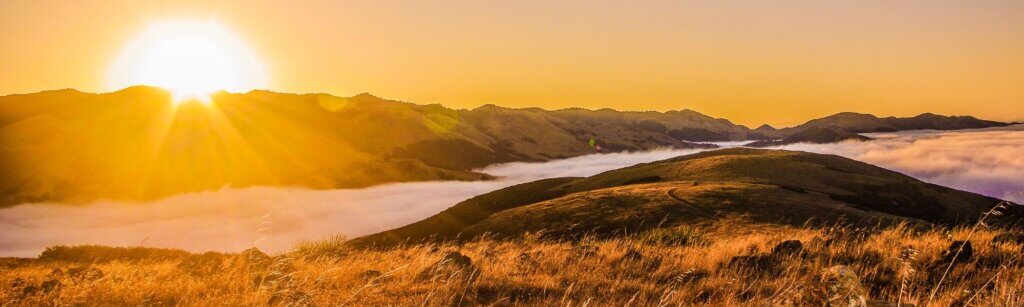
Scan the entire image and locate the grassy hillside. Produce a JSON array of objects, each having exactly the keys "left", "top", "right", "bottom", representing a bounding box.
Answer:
[
  {"left": 350, "top": 148, "right": 1008, "bottom": 247},
  {"left": 4, "top": 222, "right": 1024, "bottom": 305}
]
